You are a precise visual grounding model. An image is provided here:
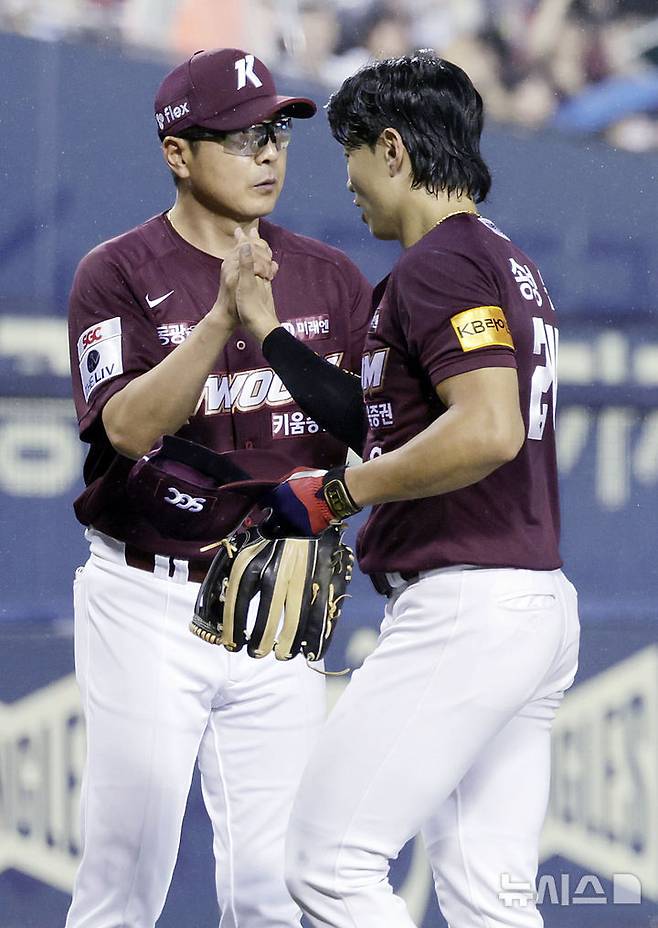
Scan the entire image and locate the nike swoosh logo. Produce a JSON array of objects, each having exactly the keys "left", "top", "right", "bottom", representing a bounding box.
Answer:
[{"left": 145, "top": 290, "right": 174, "bottom": 309}]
